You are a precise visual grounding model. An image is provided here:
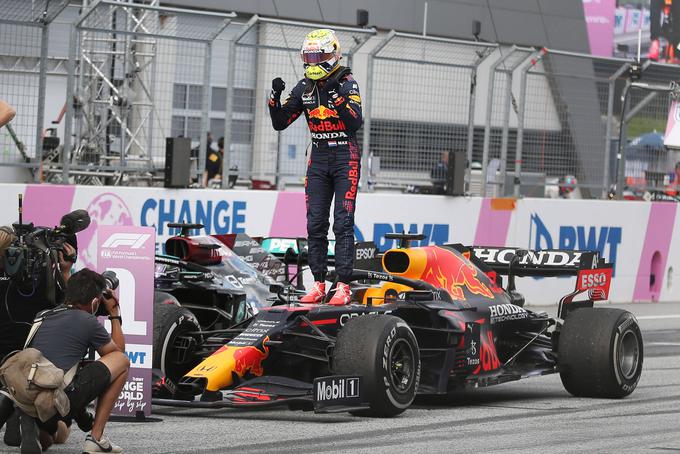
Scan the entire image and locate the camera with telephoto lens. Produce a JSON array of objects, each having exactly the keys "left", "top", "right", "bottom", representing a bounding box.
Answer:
[
  {"left": 3, "top": 196, "right": 91, "bottom": 305},
  {"left": 95, "top": 270, "right": 120, "bottom": 316}
]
